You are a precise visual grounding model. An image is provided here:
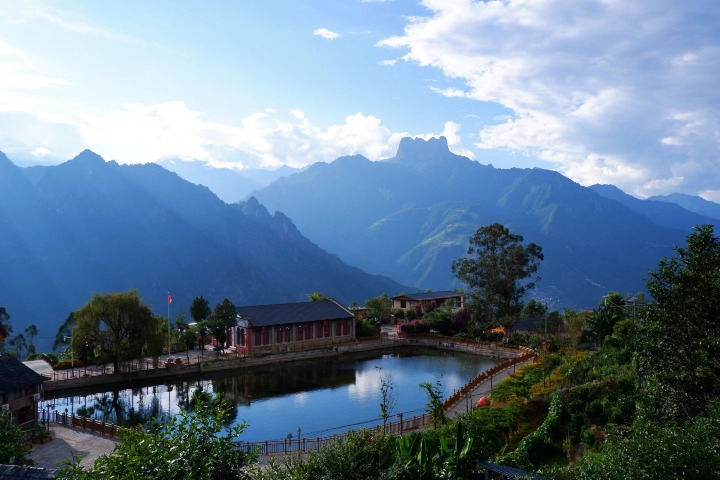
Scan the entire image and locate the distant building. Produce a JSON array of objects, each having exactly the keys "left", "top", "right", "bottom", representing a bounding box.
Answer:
[
  {"left": 0, "top": 356, "right": 45, "bottom": 426},
  {"left": 392, "top": 291, "right": 464, "bottom": 314},
  {"left": 224, "top": 299, "right": 355, "bottom": 355}
]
